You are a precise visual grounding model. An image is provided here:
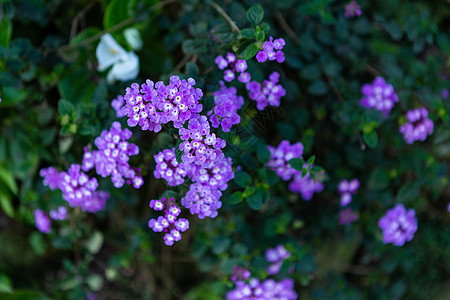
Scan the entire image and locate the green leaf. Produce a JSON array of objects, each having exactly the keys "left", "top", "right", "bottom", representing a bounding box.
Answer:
[
  {"left": 0, "top": 193, "right": 14, "bottom": 218},
  {"left": 256, "top": 143, "right": 271, "bottom": 164},
  {"left": 85, "top": 231, "right": 104, "bottom": 255},
  {"left": 29, "top": 232, "right": 46, "bottom": 256},
  {"left": 256, "top": 30, "right": 265, "bottom": 42},
  {"left": 57, "top": 99, "right": 75, "bottom": 116},
  {"left": 0, "top": 167, "right": 18, "bottom": 195},
  {"left": 103, "top": 0, "right": 132, "bottom": 29},
  {"left": 247, "top": 189, "right": 264, "bottom": 210},
  {"left": 86, "top": 274, "right": 103, "bottom": 292},
  {"left": 396, "top": 181, "right": 421, "bottom": 203},
  {"left": 182, "top": 39, "right": 207, "bottom": 55},
  {"left": 241, "top": 28, "right": 255, "bottom": 39},
  {"left": 186, "top": 62, "right": 199, "bottom": 76},
  {"left": 243, "top": 43, "right": 259, "bottom": 60},
  {"left": 175, "top": 143, "right": 183, "bottom": 164},
  {"left": 363, "top": 131, "right": 378, "bottom": 149},
  {"left": 243, "top": 186, "right": 256, "bottom": 197},
  {"left": 212, "top": 237, "right": 231, "bottom": 255},
  {"left": 246, "top": 4, "right": 264, "bottom": 25},
  {"left": 234, "top": 171, "right": 252, "bottom": 187},
  {"left": 307, "top": 81, "right": 328, "bottom": 96},
  {"left": 0, "top": 274, "right": 13, "bottom": 293},
  {"left": 0, "top": 18, "right": 12, "bottom": 47},
  {"left": 368, "top": 168, "right": 390, "bottom": 191},
  {"left": 289, "top": 158, "right": 304, "bottom": 171},
  {"left": 0, "top": 87, "right": 27, "bottom": 107},
  {"left": 264, "top": 169, "right": 279, "bottom": 186},
  {"left": 261, "top": 23, "right": 270, "bottom": 34},
  {"left": 307, "top": 155, "right": 315, "bottom": 166},
  {"left": 228, "top": 192, "right": 244, "bottom": 205}
]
